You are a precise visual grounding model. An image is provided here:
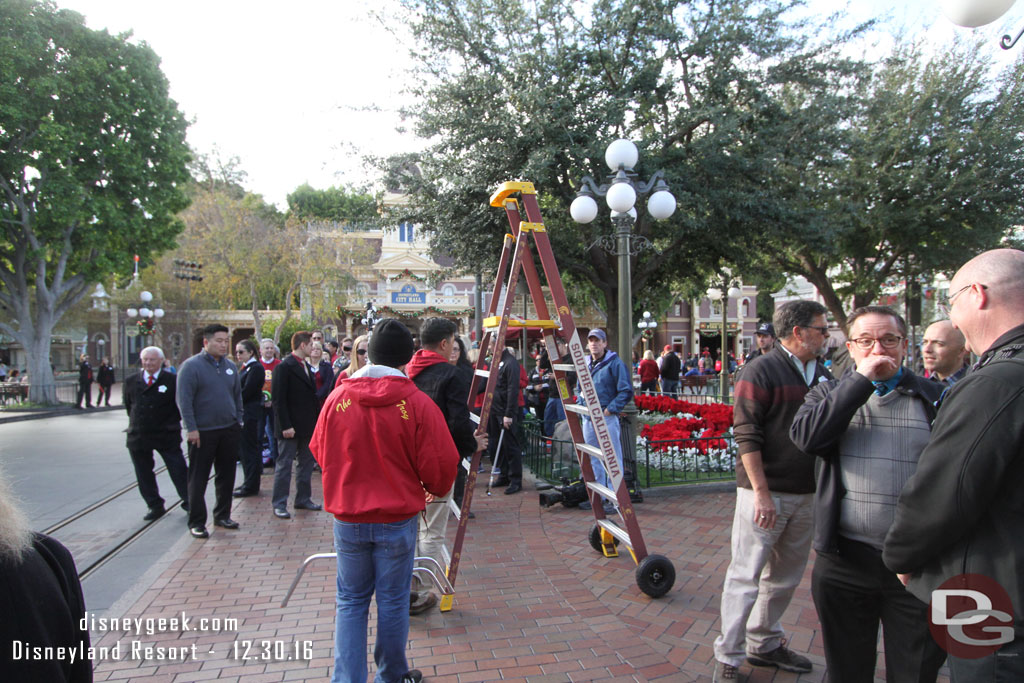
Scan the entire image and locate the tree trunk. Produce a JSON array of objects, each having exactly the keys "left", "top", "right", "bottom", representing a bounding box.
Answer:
[{"left": 26, "top": 318, "right": 58, "bottom": 405}]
